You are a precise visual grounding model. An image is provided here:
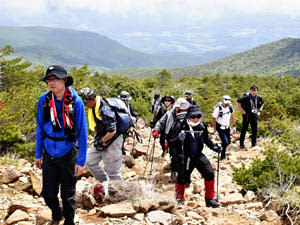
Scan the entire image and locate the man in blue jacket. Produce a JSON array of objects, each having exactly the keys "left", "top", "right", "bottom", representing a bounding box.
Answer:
[{"left": 35, "top": 65, "right": 87, "bottom": 225}]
